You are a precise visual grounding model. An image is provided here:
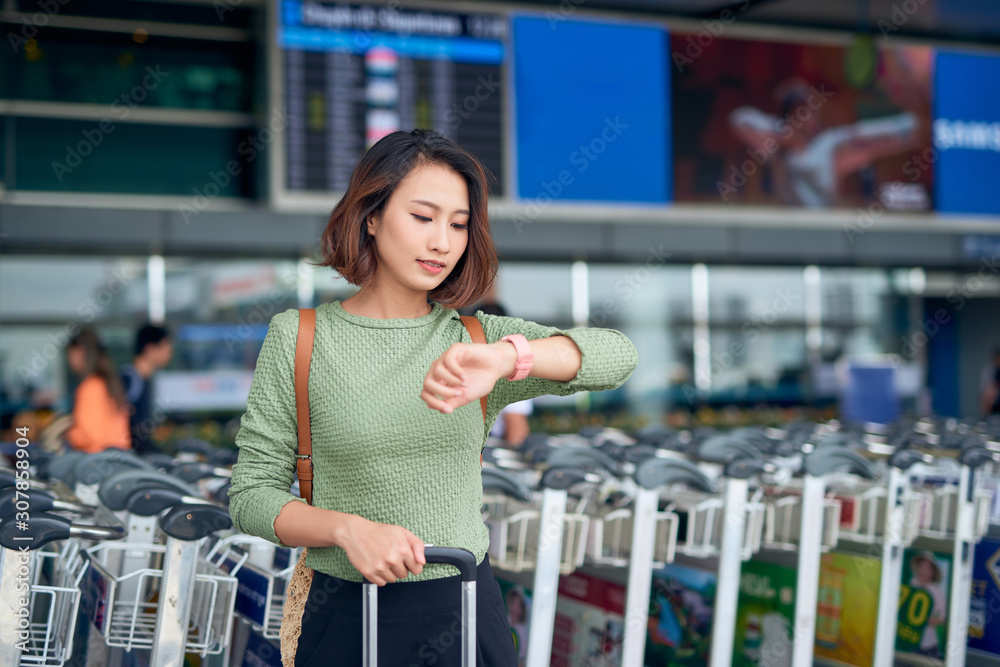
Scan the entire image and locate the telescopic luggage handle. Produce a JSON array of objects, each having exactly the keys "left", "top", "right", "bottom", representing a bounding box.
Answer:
[{"left": 361, "top": 546, "right": 477, "bottom": 667}]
